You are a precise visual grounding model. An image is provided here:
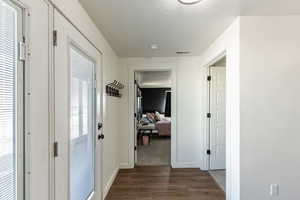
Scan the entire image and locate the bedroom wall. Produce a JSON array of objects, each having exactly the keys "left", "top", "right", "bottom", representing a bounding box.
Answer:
[{"left": 141, "top": 88, "right": 171, "bottom": 114}]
